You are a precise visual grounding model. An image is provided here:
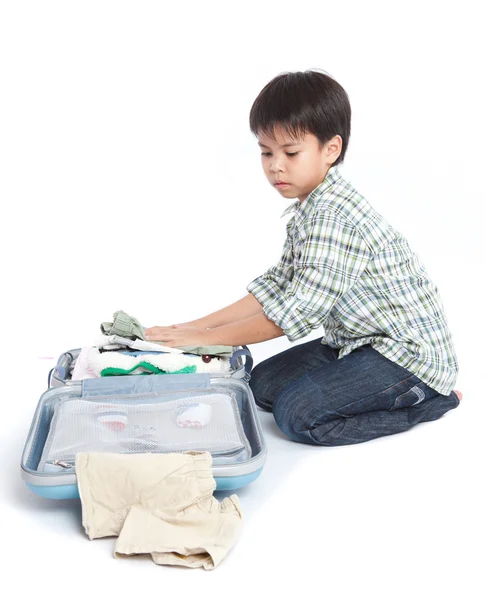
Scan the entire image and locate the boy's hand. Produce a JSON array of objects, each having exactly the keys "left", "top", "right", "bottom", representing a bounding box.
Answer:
[{"left": 144, "top": 325, "right": 211, "bottom": 348}]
